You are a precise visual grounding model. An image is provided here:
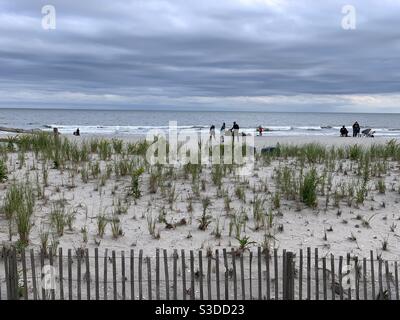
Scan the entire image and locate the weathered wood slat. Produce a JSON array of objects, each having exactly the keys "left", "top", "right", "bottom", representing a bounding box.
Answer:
[
  {"left": 346, "top": 253, "right": 351, "bottom": 300},
  {"left": 68, "top": 249, "right": 73, "bottom": 300},
  {"left": 307, "top": 247, "right": 311, "bottom": 300},
  {"left": 282, "top": 249, "right": 286, "bottom": 299},
  {"left": 147, "top": 256, "right": 152, "bottom": 300},
  {"left": 274, "top": 248, "right": 279, "bottom": 300},
  {"left": 378, "top": 258, "right": 383, "bottom": 298},
  {"left": 265, "top": 249, "right": 270, "bottom": 300},
  {"left": 286, "top": 252, "right": 294, "bottom": 300},
  {"left": 315, "top": 248, "right": 319, "bottom": 300},
  {"left": 94, "top": 248, "right": 99, "bottom": 300},
  {"left": 181, "top": 249, "right": 186, "bottom": 300},
  {"left": 370, "top": 251, "right": 376, "bottom": 299},
  {"left": 77, "top": 251, "right": 82, "bottom": 300},
  {"left": 103, "top": 249, "right": 108, "bottom": 300},
  {"left": 354, "top": 257, "right": 359, "bottom": 300},
  {"left": 257, "top": 247, "right": 262, "bottom": 300},
  {"left": 131, "top": 250, "right": 135, "bottom": 300},
  {"left": 363, "top": 257, "right": 367, "bottom": 300},
  {"left": 173, "top": 249, "right": 178, "bottom": 300},
  {"left": 215, "top": 250, "right": 220, "bottom": 300},
  {"left": 385, "top": 261, "right": 392, "bottom": 300},
  {"left": 5, "top": 249, "right": 10, "bottom": 300},
  {"left": 138, "top": 250, "right": 143, "bottom": 300},
  {"left": 10, "top": 249, "right": 16, "bottom": 300},
  {"left": 163, "top": 249, "right": 169, "bottom": 300},
  {"left": 30, "top": 249, "right": 38, "bottom": 300},
  {"left": 299, "top": 249, "right": 303, "bottom": 300},
  {"left": 40, "top": 249, "right": 46, "bottom": 300},
  {"left": 338, "top": 256, "right": 343, "bottom": 301},
  {"left": 85, "top": 249, "right": 91, "bottom": 300},
  {"left": 190, "top": 250, "right": 195, "bottom": 300},
  {"left": 330, "top": 254, "right": 335, "bottom": 301},
  {"left": 240, "top": 253, "right": 245, "bottom": 300},
  {"left": 395, "top": 261, "right": 399, "bottom": 300},
  {"left": 121, "top": 251, "right": 126, "bottom": 300},
  {"left": 199, "top": 250, "right": 204, "bottom": 300},
  {"left": 249, "top": 251, "right": 253, "bottom": 300},
  {"left": 112, "top": 251, "right": 117, "bottom": 300},
  {"left": 223, "top": 249, "right": 228, "bottom": 300},
  {"left": 49, "top": 250, "right": 55, "bottom": 300},
  {"left": 21, "top": 250, "right": 28, "bottom": 300},
  {"left": 231, "top": 249, "right": 237, "bottom": 300},
  {"left": 59, "top": 248, "right": 64, "bottom": 300},
  {"left": 155, "top": 249, "right": 160, "bottom": 300},
  {"left": 207, "top": 253, "right": 212, "bottom": 300},
  {"left": 322, "top": 257, "right": 327, "bottom": 300}
]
